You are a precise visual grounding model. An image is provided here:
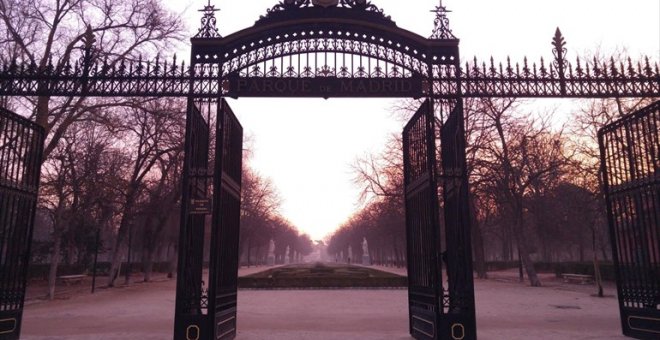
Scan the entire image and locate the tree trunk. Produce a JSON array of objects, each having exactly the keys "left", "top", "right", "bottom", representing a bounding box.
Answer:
[
  {"left": 592, "top": 228, "right": 604, "bottom": 297},
  {"left": 247, "top": 238, "right": 252, "bottom": 267},
  {"left": 167, "top": 242, "right": 177, "bottom": 279},
  {"left": 144, "top": 259, "right": 154, "bottom": 282},
  {"left": 512, "top": 204, "right": 541, "bottom": 286},
  {"left": 47, "top": 230, "right": 63, "bottom": 300},
  {"left": 469, "top": 196, "right": 487, "bottom": 279},
  {"left": 107, "top": 191, "right": 137, "bottom": 287}
]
